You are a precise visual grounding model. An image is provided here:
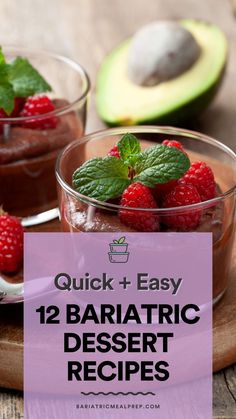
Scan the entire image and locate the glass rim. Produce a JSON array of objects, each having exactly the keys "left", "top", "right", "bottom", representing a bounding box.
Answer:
[
  {"left": 56, "top": 126, "right": 236, "bottom": 214},
  {"left": 0, "top": 46, "right": 91, "bottom": 123}
]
